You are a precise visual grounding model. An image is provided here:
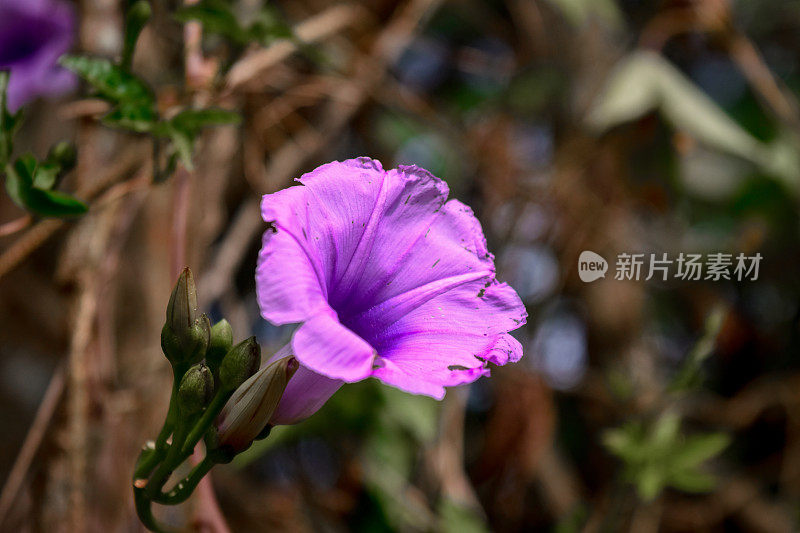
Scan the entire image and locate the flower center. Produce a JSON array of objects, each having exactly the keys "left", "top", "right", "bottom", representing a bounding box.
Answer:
[{"left": 0, "top": 17, "right": 53, "bottom": 66}]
